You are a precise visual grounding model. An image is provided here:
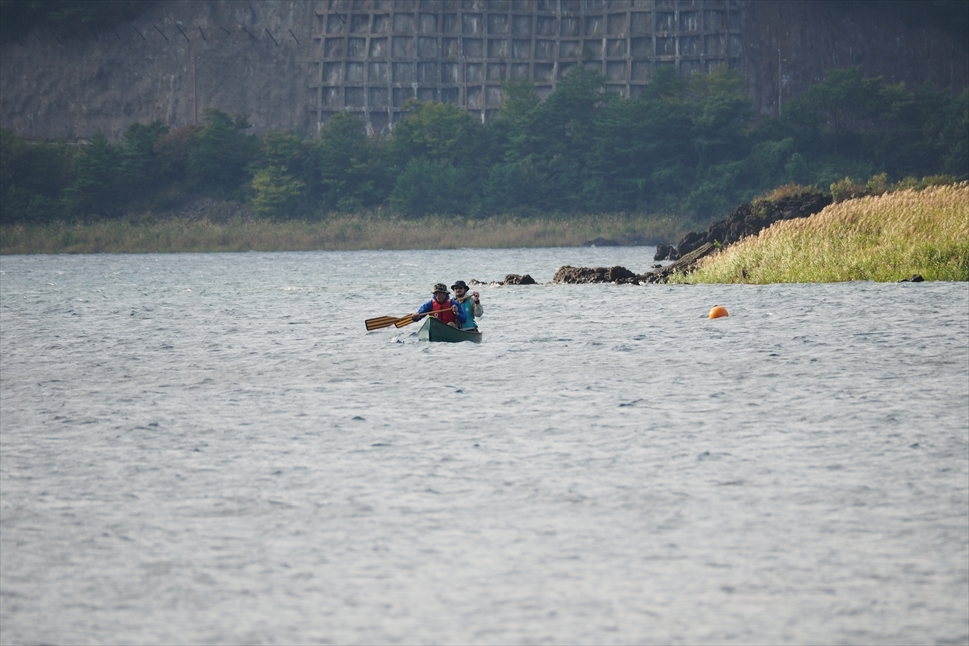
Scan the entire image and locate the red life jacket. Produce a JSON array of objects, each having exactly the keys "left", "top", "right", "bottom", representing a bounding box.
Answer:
[{"left": 429, "top": 298, "right": 457, "bottom": 325}]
